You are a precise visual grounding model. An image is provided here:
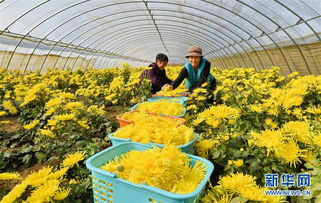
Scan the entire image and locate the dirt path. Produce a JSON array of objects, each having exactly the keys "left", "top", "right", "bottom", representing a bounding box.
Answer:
[{"left": 0, "top": 116, "right": 21, "bottom": 133}]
